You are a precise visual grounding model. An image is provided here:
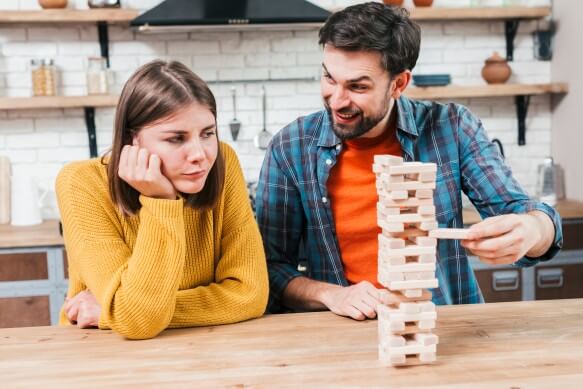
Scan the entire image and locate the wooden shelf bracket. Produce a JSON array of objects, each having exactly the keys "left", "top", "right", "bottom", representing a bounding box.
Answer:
[
  {"left": 515, "top": 95, "right": 531, "bottom": 146},
  {"left": 83, "top": 107, "right": 98, "bottom": 158},
  {"left": 505, "top": 19, "right": 520, "bottom": 61}
]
